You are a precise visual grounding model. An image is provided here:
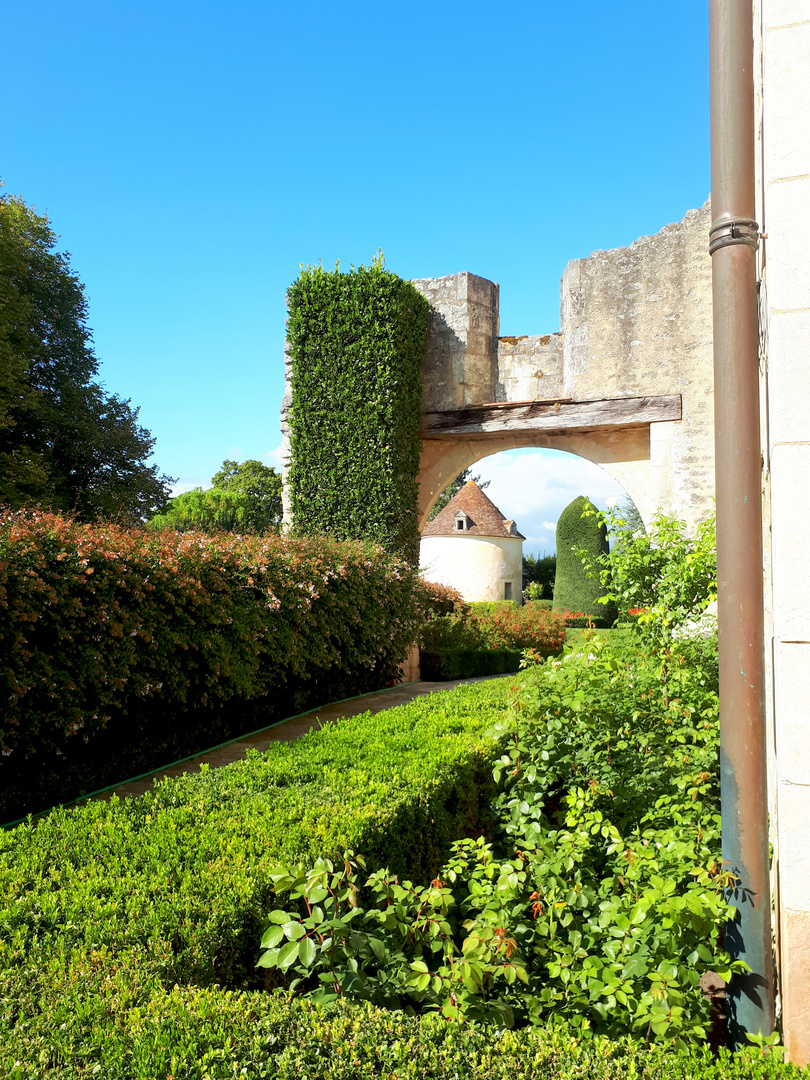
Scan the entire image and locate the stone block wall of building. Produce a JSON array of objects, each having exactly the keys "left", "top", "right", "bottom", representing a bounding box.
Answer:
[
  {"left": 411, "top": 273, "right": 500, "bottom": 411},
  {"left": 560, "top": 200, "right": 716, "bottom": 527},
  {"left": 756, "top": 0, "right": 810, "bottom": 1061}
]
